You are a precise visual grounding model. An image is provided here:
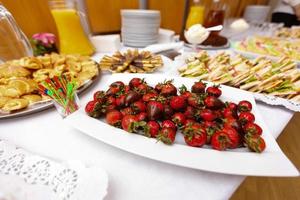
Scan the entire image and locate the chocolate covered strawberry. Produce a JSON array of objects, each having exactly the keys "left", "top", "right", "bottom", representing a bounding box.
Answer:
[
  {"left": 129, "top": 78, "right": 144, "bottom": 88},
  {"left": 131, "top": 101, "right": 146, "bottom": 114},
  {"left": 106, "top": 81, "right": 124, "bottom": 96},
  {"left": 211, "top": 131, "right": 231, "bottom": 151},
  {"left": 238, "top": 100, "right": 252, "bottom": 112},
  {"left": 204, "top": 96, "right": 224, "bottom": 109},
  {"left": 170, "top": 96, "right": 187, "bottom": 111},
  {"left": 110, "top": 81, "right": 125, "bottom": 88},
  {"left": 106, "top": 110, "right": 123, "bottom": 128},
  {"left": 183, "top": 123, "right": 207, "bottom": 147},
  {"left": 136, "top": 83, "right": 149, "bottom": 94},
  {"left": 157, "top": 127, "right": 176, "bottom": 145},
  {"left": 163, "top": 104, "right": 174, "bottom": 119},
  {"left": 206, "top": 85, "right": 222, "bottom": 97},
  {"left": 125, "top": 91, "right": 141, "bottom": 106},
  {"left": 160, "top": 80, "right": 177, "bottom": 97},
  {"left": 147, "top": 100, "right": 164, "bottom": 120},
  {"left": 191, "top": 80, "right": 206, "bottom": 94},
  {"left": 144, "top": 121, "right": 160, "bottom": 138}
]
